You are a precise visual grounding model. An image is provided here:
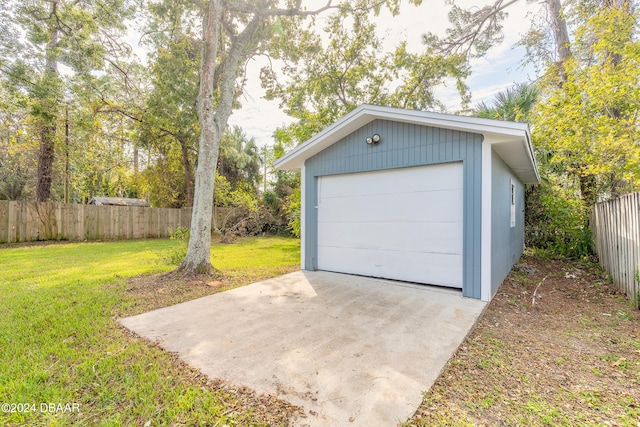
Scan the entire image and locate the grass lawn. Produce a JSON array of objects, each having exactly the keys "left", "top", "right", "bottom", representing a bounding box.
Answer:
[{"left": 0, "top": 236, "right": 300, "bottom": 426}]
